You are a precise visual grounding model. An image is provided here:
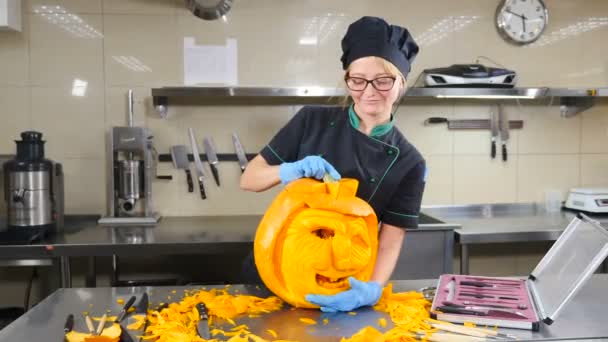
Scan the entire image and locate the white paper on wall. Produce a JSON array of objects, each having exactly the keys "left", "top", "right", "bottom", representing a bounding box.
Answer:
[{"left": 183, "top": 37, "right": 238, "bottom": 86}]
